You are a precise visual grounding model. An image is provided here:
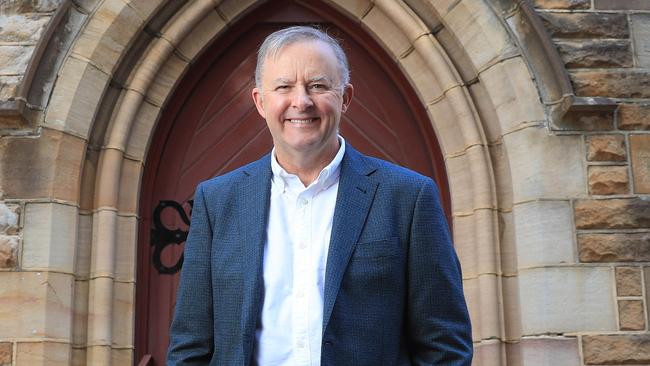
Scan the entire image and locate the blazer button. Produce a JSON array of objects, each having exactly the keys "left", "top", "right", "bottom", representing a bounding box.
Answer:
[{"left": 324, "top": 340, "right": 333, "bottom": 346}]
